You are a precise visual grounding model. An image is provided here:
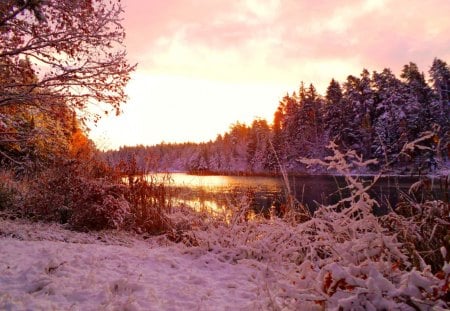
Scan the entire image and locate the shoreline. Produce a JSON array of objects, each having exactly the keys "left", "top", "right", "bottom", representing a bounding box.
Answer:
[{"left": 163, "top": 170, "right": 450, "bottom": 179}]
